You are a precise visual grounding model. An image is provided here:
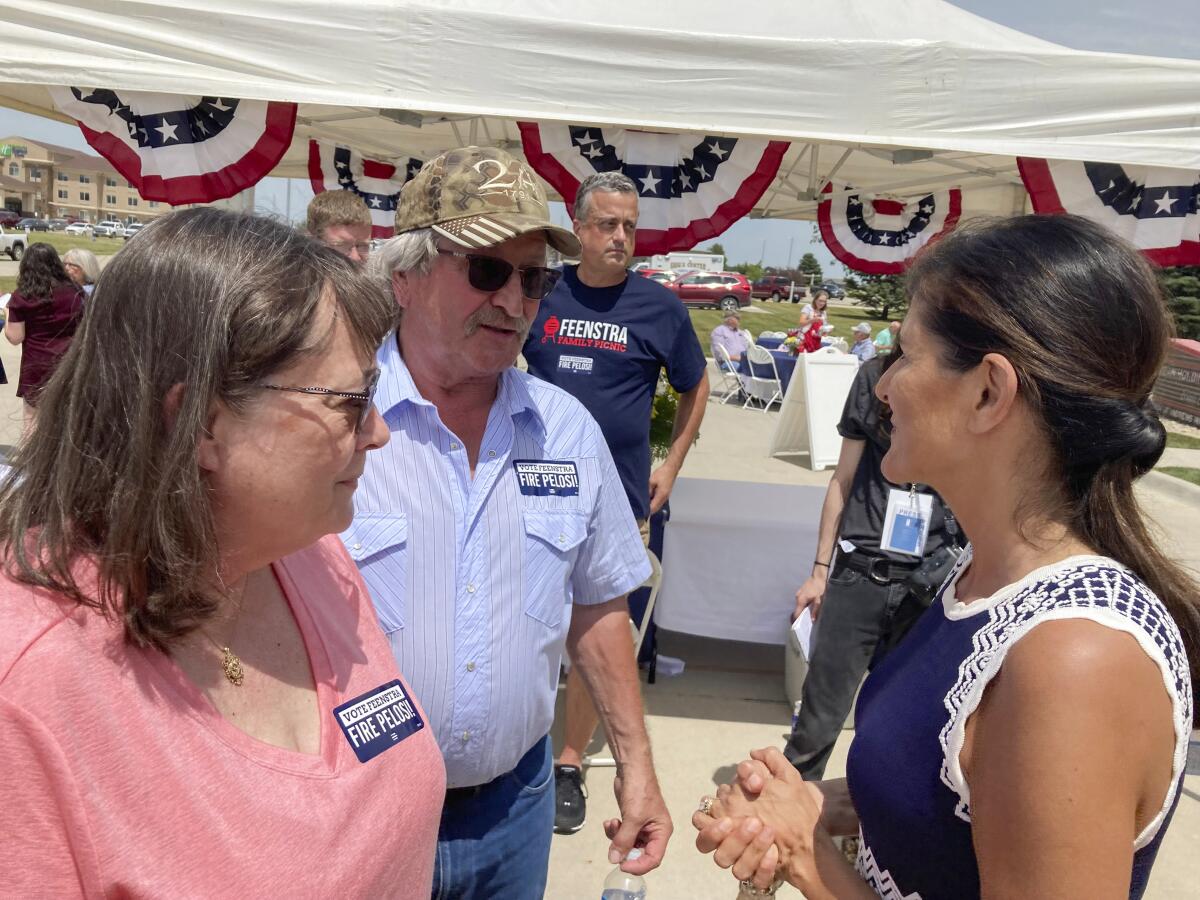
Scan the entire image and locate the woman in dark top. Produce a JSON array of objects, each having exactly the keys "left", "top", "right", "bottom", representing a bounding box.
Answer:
[{"left": 4, "top": 242, "right": 85, "bottom": 426}]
